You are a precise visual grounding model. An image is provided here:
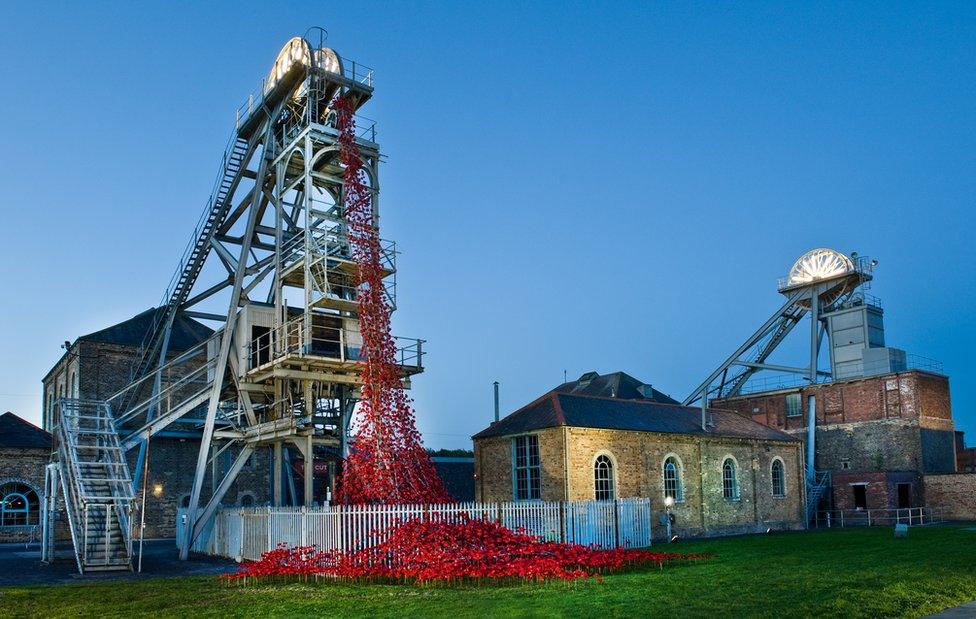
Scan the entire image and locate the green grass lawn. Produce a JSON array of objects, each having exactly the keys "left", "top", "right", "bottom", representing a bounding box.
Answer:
[{"left": 3, "top": 525, "right": 975, "bottom": 618}]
